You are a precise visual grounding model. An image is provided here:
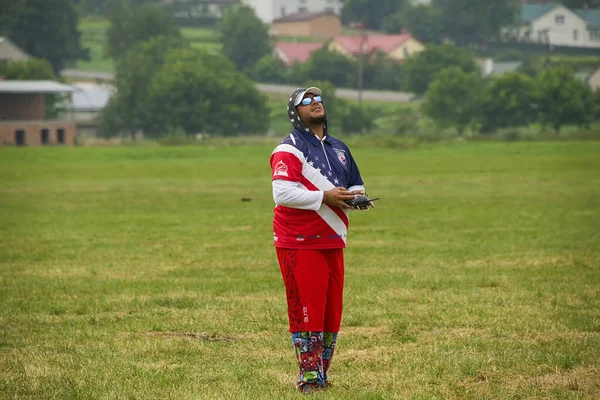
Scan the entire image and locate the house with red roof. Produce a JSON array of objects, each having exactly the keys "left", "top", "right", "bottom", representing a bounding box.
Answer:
[
  {"left": 274, "top": 42, "right": 324, "bottom": 66},
  {"left": 327, "top": 33, "right": 426, "bottom": 63}
]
